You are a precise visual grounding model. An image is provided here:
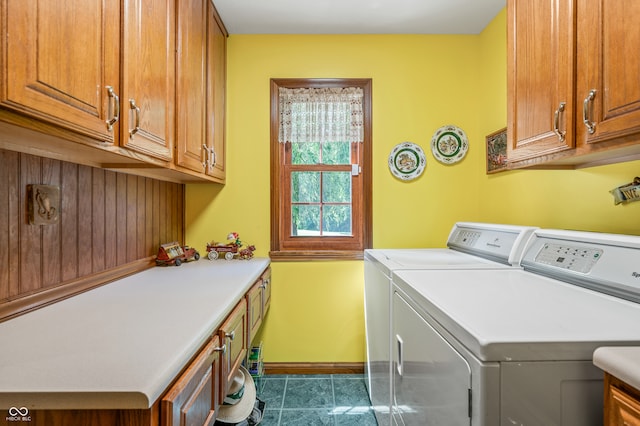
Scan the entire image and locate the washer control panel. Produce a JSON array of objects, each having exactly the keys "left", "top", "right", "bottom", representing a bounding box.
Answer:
[
  {"left": 534, "top": 243, "right": 603, "bottom": 274},
  {"left": 450, "top": 230, "right": 480, "bottom": 247}
]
